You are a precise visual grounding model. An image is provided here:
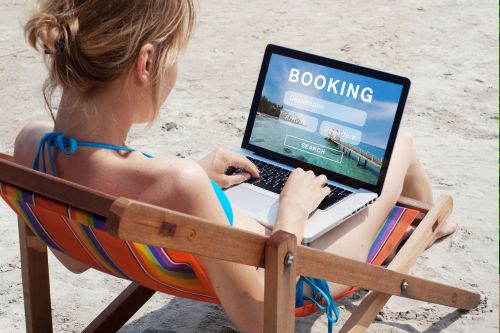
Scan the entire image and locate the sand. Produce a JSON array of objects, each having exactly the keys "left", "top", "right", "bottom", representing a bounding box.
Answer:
[{"left": 0, "top": 0, "right": 498, "bottom": 332}]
